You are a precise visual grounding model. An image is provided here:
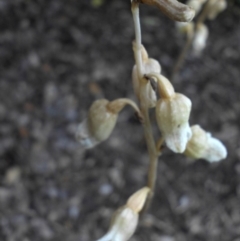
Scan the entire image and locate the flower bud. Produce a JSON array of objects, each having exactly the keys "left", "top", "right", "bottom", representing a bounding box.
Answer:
[
  {"left": 76, "top": 98, "right": 140, "bottom": 149},
  {"left": 132, "top": 44, "right": 161, "bottom": 108},
  {"left": 96, "top": 187, "right": 149, "bottom": 241},
  {"left": 192, "top": 23, "right": 208, "bottom": 55},
  {"left": 96, "top": 206, "right": 138, "bottom": 241},
  {"left": 138, "top": 0, "right": 195, "bottom": 22},
  {"left": 207, "top": 0, "right": 227, "bottom": 20},
  {"left": 76, "top": 99, "right": 117, "bottom": 149},
  {"left": 156, "top": 93, "right": 192, "bottom": 153},
  {"left": 126, "top": 187, "right": 150, "bottom": 213},
  {"left": 184, "top": 125, "right": 227, "bottom": 162},
  {"left": 187, "top": 0, "right": 207, "bottom": 15}
]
